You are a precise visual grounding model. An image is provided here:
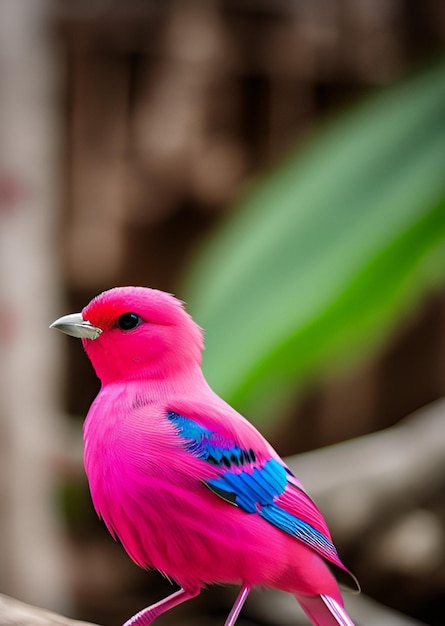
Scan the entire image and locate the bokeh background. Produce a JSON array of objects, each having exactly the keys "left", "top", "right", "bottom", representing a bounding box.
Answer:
[{"left": 1, "top": 1, "right": 445, "bottom": 625}]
